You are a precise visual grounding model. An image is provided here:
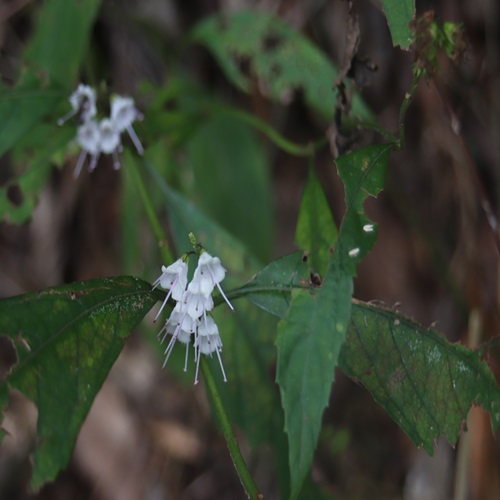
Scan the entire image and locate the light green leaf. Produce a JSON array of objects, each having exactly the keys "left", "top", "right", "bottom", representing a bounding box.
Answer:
[
  {"left": 0, "top": 277, "right": 160, "bottom": 489},
  {"left": 380, "top": 0, "right": 415, "bottom": 49},
  {"left": 340, "top": 301, "right": 500, "bottom": 451},
  {"left": 295, "top": 169, "right": 338, "bottom": 276},
  {"left": 191, "top": 10, "right": 369, "bottom": 120},
  {"left": 276, "top": 144, "right": 391, "bottom": 498}
]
